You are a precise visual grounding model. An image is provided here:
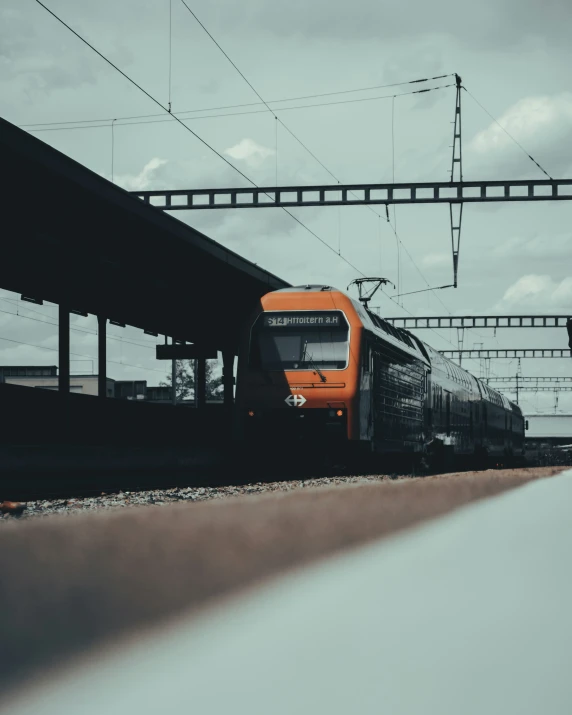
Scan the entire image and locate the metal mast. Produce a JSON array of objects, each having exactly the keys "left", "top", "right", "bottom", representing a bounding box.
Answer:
[{"left": 449, "top": 73, "right": 463, "bottom": 288}]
